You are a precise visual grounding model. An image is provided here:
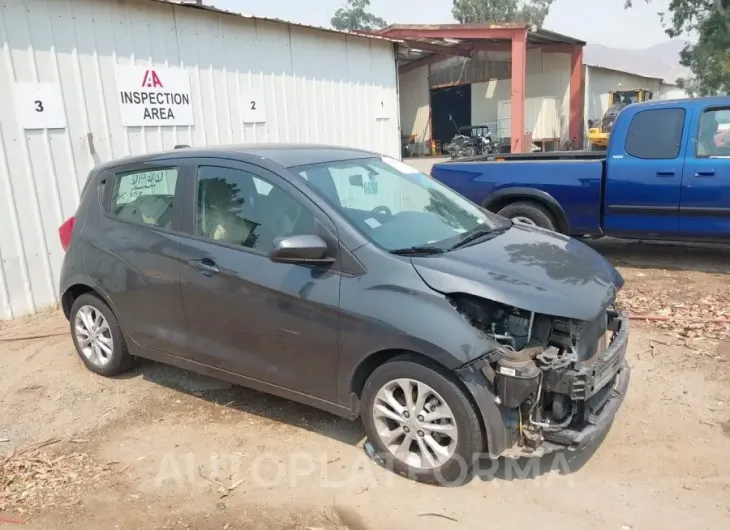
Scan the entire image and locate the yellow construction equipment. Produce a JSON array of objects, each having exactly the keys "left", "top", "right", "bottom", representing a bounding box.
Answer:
[{"left": 588, "top": 89, "right": 654, "bottom": 150}]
